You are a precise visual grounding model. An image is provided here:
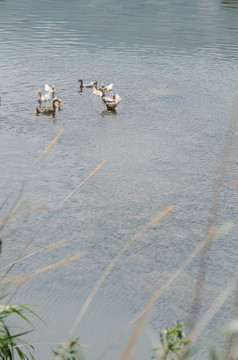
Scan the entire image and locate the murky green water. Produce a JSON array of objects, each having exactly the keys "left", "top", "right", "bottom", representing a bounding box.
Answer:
[{"left": 1, "top": 0, "right": 238, "bottom": 359}]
